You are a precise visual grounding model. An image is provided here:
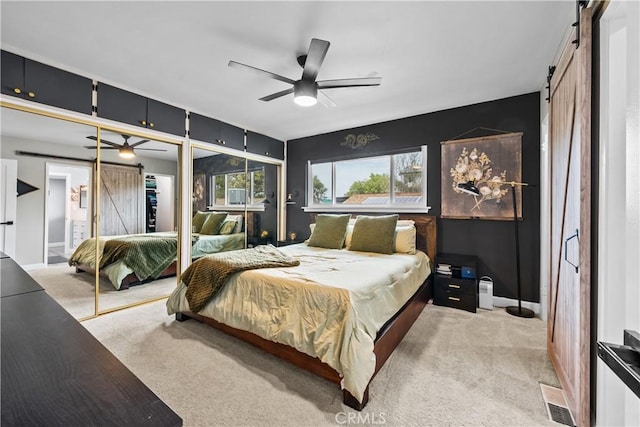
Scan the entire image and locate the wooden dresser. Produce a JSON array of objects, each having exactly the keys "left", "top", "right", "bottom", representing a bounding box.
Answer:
[{"left": 0, "top": 256, "right": 182, "bottom": 426}]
